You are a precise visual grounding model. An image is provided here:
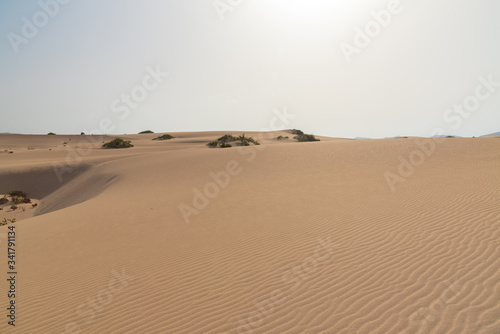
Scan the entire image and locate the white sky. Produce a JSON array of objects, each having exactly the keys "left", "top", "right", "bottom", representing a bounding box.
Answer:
[{"left": 1, "top": 0, "right": 499, "bottom": 138}]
